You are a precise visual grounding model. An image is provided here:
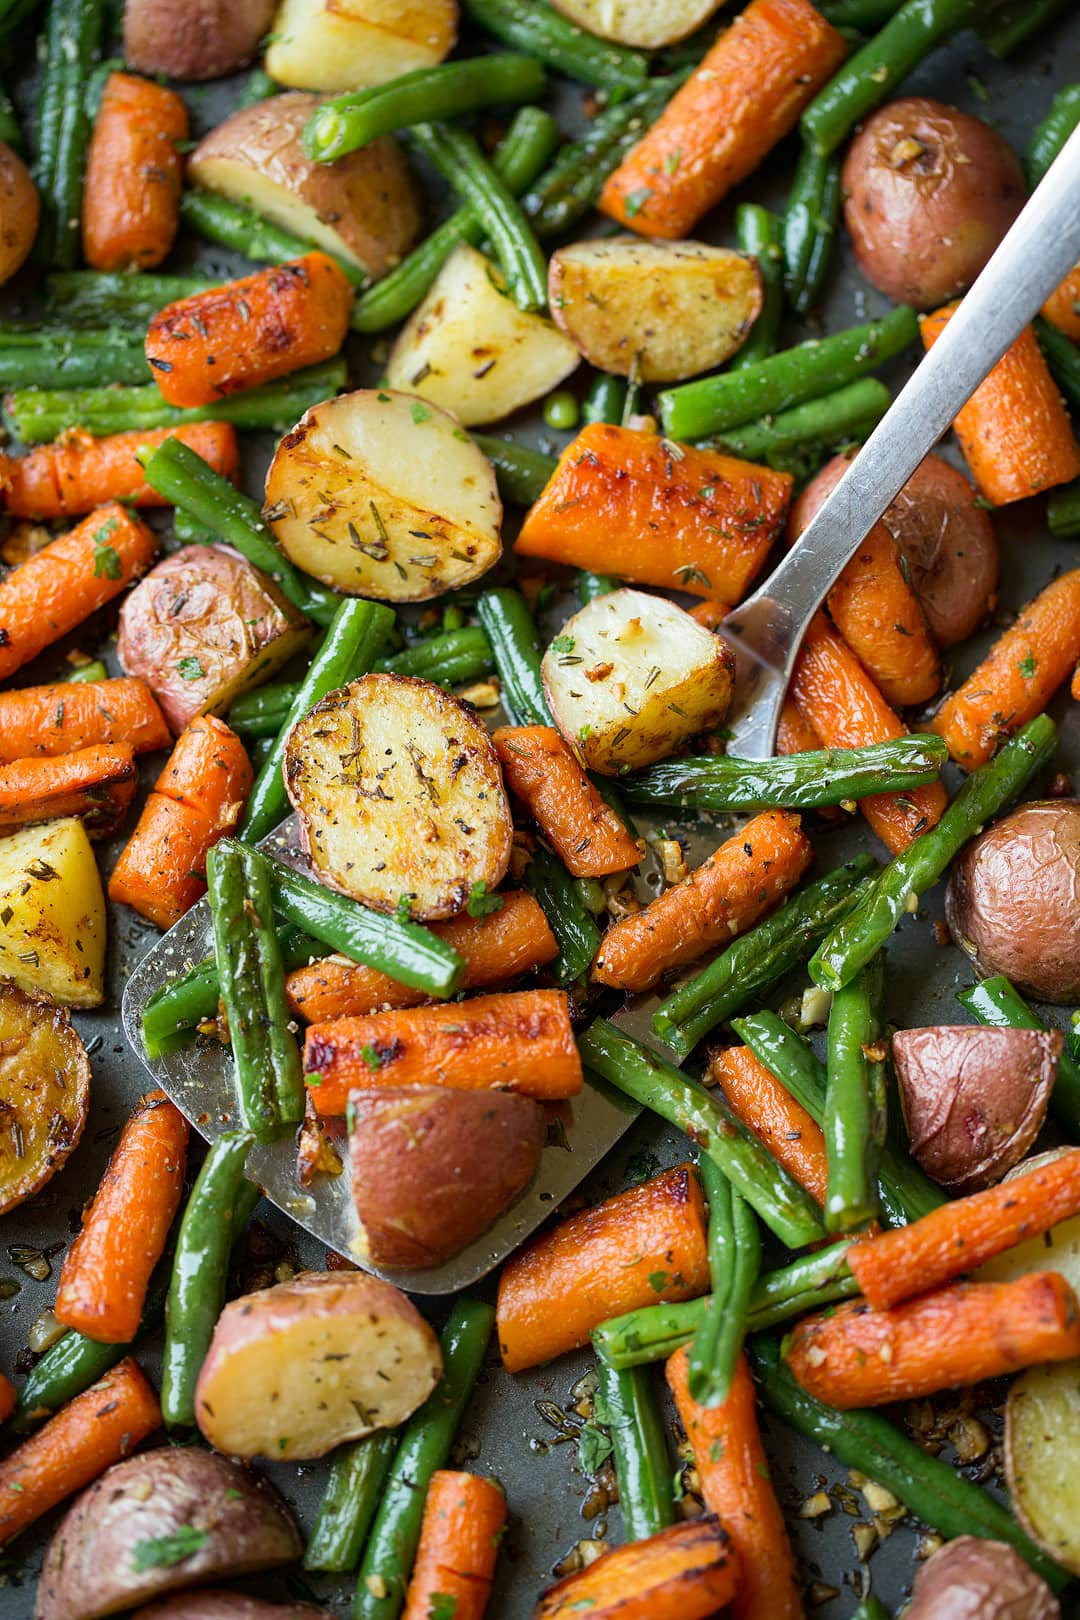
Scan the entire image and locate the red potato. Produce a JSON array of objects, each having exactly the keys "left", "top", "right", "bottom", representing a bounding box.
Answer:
[
  {"left": 134, "top": 1600, "right": 334, "bottom": 1620},
  {"left": 878, "top": 452, "right": 999, "bottom": 647},
  {"left": 123, "top": 0, "right": 276, "bottom": 80},
  {"left": 903, "top": 1535, "right": 1060, "bottom": 1620},
  {"left": 194, "top": 1271, "right": 442, "bottom": 1460}
]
